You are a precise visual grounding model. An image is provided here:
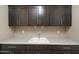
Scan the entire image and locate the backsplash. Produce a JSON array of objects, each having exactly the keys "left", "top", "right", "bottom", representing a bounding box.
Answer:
[{"left": 12, "top": 26, "right": 68, "bottom": 40}]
